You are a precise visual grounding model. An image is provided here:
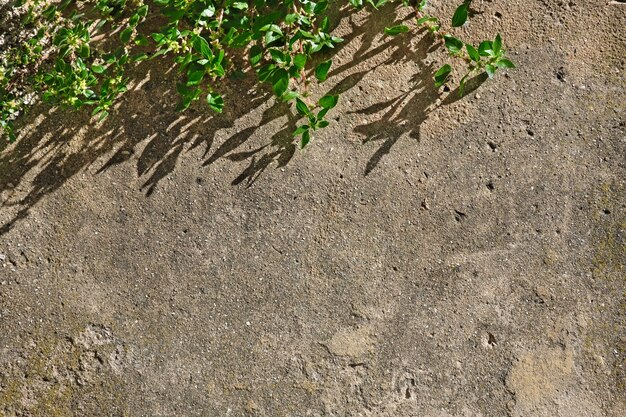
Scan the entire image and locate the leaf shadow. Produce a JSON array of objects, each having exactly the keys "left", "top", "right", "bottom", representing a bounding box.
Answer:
[{"left": 0, "top": 4, "right": 488, "bottom": 235}]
